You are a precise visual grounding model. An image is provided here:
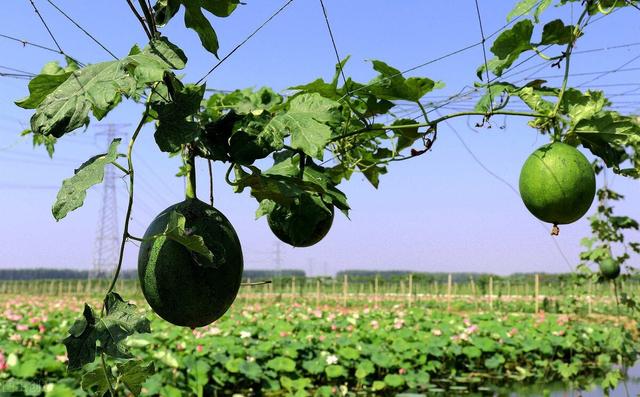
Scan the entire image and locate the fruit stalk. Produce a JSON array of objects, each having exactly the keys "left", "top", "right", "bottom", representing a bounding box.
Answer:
[{"left": 184, "top": 145, "right": 197, "bottom": 200}]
